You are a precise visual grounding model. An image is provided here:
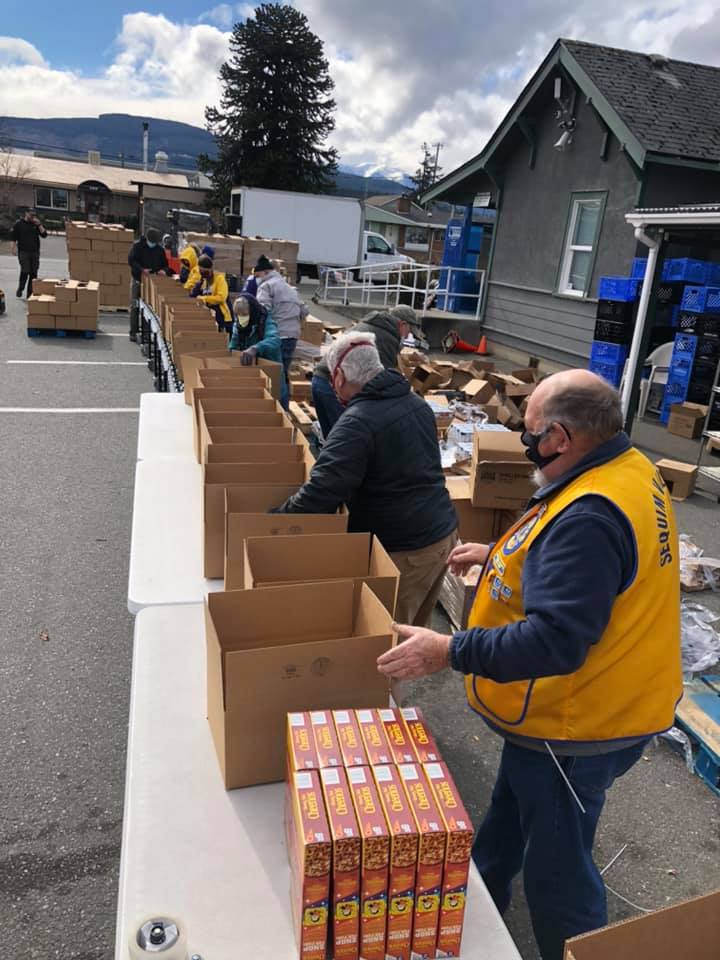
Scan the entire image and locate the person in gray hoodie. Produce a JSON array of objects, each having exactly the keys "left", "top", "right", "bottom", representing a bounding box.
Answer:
[{"left": 255, "top": 255, "right": 308, "bottom": 409}]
